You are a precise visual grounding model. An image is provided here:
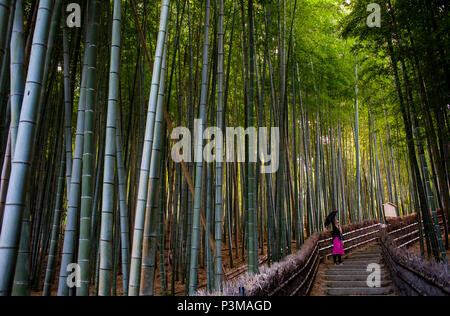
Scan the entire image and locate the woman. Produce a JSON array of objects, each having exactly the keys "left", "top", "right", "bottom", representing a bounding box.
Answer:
[{"left": 331, "top": 219, "right": 344, "bottom": 265}]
